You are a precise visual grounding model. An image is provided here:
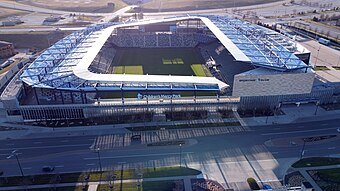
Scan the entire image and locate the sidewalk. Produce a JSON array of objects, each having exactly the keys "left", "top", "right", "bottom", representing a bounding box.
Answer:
[
  {"left": 0, "top": 103, "right": 339, "bottom": 141},
  {"left": 0, "top": 117, "right": 239, "bottom": 140},
  {"left": 0, "top": 175, "right": 199, "bottom": 191},
  {"left": 298, "top": 170, "right": 322, "bottom": 191},
  {"left": 242, "top": 103, "right": 340, "bottom": 126},
  {"left": 288, "top": 163, "right": 340, "bottom": 191}
]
